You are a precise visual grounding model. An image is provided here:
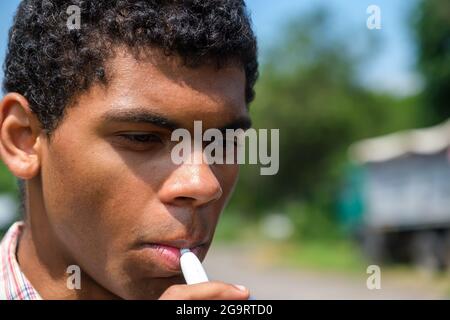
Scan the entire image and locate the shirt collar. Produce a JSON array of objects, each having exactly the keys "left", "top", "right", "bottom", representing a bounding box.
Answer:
[{"left": 0, "top": 221, "right": 42, "bottom": 300}]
